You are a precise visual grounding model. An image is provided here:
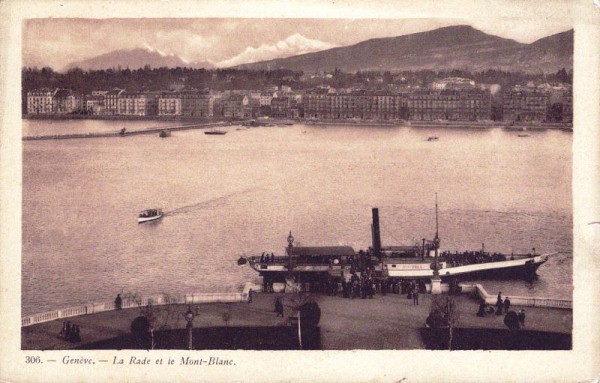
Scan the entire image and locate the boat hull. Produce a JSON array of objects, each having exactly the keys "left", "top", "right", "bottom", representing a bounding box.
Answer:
[
  {"left": 138, "top": 214, "right": 163, "bottom": 224},
  {"left": 244, "top": 254, "right": 550, "bottom": 282}
]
